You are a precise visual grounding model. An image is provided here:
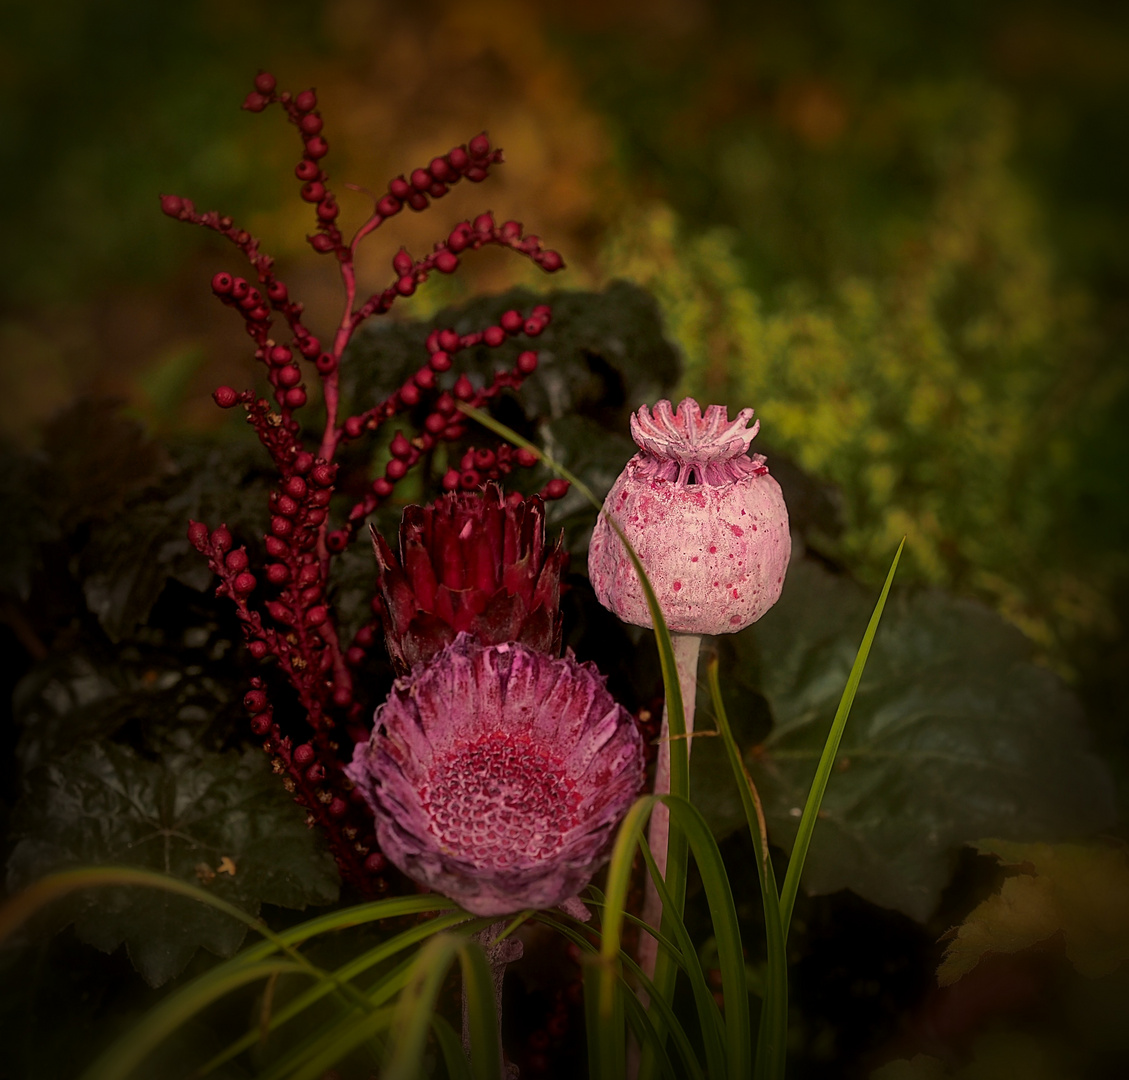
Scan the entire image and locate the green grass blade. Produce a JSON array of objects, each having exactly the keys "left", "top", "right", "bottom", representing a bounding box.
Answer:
[
  {"left": 78, "top": 961, "right": 307, "bottom": 1080},
  {"left": 197, "top": 910, "right": 476, "bottom": 1075},
  {"left": 432, "top": 1014, "right": 474, "bottom": 1080},
  {"left": 283, "top": 1007, "right": 396, "bottom": 1080},
  {"left": 778, "top": 539, "right": 904, "bottom": 937},
  {"left": 707, "top": 660, "right": 787, "bottom": 1080},
  {"left": 459, "top": 936, "right": 506, "bottom": 1080}
]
